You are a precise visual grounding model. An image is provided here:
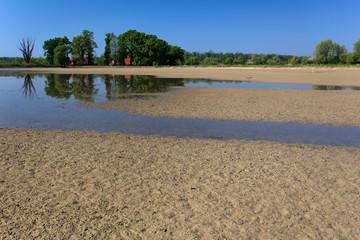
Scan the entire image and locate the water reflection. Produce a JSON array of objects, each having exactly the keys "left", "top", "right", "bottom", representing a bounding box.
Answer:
[
  {"left": 21, "top": 74, "right": 37, "bottom": 99},
  {"left": 42, "top": 74, "right": 185, "bottom": 102},
  {"left": 5, "top": 73, "right": 360, "bottom": 103},
  {"left": 102, "top": 75, "right": 184, "bottom": 100}
]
